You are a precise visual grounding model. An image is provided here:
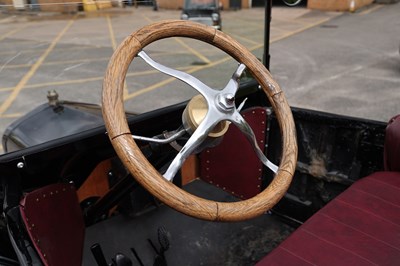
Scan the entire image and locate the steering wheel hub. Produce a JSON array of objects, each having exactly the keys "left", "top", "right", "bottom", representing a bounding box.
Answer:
[
  {"left": 216, "top": 93, "right": 235, "bottom": 111},
  {"left": 182, "top": 94, "right": 230, "bottom": 138}
]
